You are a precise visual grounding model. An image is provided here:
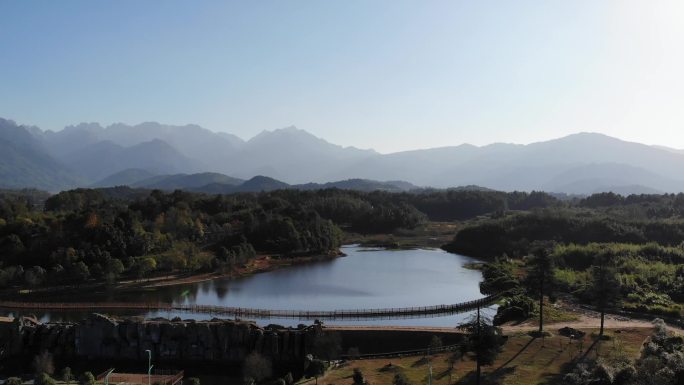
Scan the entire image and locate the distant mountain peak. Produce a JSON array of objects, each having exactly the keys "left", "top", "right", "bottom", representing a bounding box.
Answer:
[
  {"left": 550, "top": 132, "right": 626, "bottom": 144},
  {"left": 278, "top": 125, "right": 300, "bottom": 132},
  {"left": 8, "top": 115, "right": 684, "bottom": 194},
  {"left": 246, "top": 126, "right": 377, "bottom": 156},
  {"left": 247, "top": 175, "right": 285, "bottom": 183},
  {"left": 0, "top": 117, "right": 18, "bottom": 127},
  {"left": 62, "top": 122, "right": 104, "bottom": 133},
  {"left": 249, "top": 125, "right": 313, "bottom": 140},
  {"left": 564, "top": 131, "right": 609, "bottom": 138}
]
